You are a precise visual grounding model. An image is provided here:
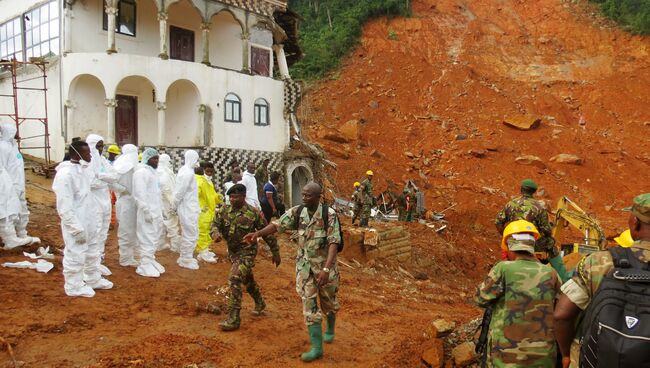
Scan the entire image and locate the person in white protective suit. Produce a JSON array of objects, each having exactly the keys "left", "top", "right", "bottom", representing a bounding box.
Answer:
[
  {"left": 133, "top": 147, "right": 166, "bottom": 277},
  {"left": 0, "top": 123, "right": 40, "bottom": 246},
  {"left": 113, "top": 144, "right": 139, "bottom": 267},
  {"left": 52, "top": 140, "right": 112, "bottom": 297},
  {"left": 241, "top": 162, "right": 260, "bottom": 209},
  {"left": 157, "top": 154, "right": 181, "bottom": 252},
  {"left": 85, "top": 134, "right": 121, "bottom": 276},
  {"left": 172, "top": 150, "right": 200, "bottom": 270},
  {"left": 0, "top": 156, "right": 24, "bottom": 249}
]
